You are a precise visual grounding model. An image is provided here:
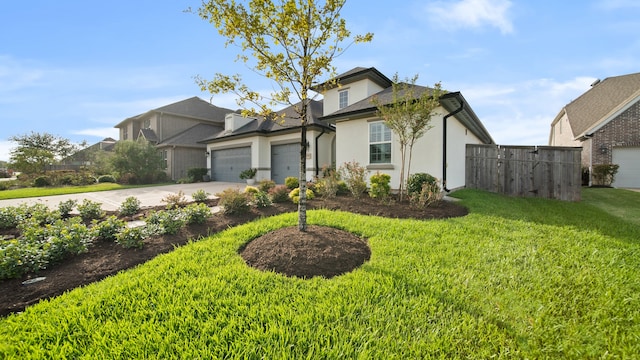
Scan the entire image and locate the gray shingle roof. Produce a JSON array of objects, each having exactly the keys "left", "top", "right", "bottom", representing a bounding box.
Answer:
[
  {"left": 139, "top": 128, "right": 158, "bottom": 143},
  {"left": 115, "top": 97, "right": 233, "bottom": 128},
  {"left": 158, "top": 123, "right": 223, "bottom": 147},
  {"left": 563, "top": 72, "right": 640, "bottom": 137}
]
